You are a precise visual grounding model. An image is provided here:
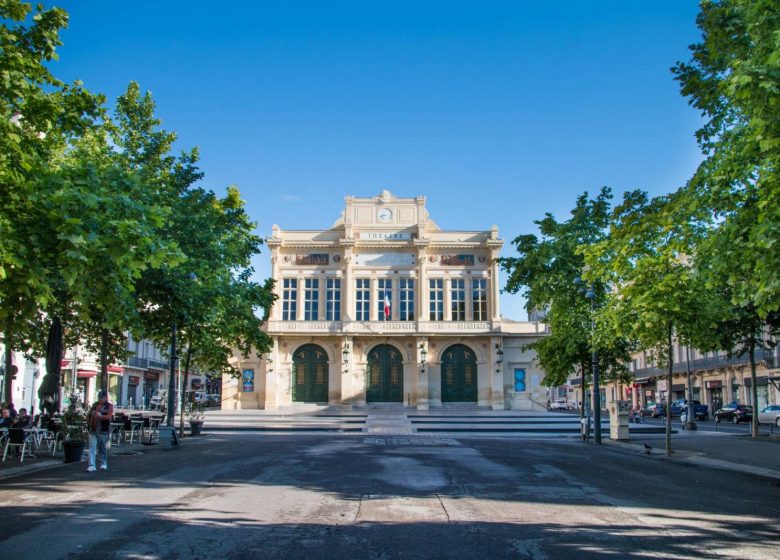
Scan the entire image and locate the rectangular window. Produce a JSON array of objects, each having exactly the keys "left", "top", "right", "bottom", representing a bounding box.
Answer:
[
  {"left": 429, "top": 279, "right": 443, "bottom": 321},
  {"left": 355, "top": 279, "right": 370, "bottom": 321},
  {"left": 304, "top": 278, "right": 319, "bottom": 320},
  {"left": 451, "top": 279, "right": 466, "bottom": 321},
  {"left": 399, "top": 279, "right": 415, "bottom": 321},
  {"left": 282, "top": 278, "right": 297, "bottom": 320},
  {"left": 326, "top": 278, "right": 341, "bottom": 321},
  {"left": 472, "top": 278, "right": 487, "bottom": 321},
  {"left": 378, "top": 279, "right": 392, "bottom": 321}
]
